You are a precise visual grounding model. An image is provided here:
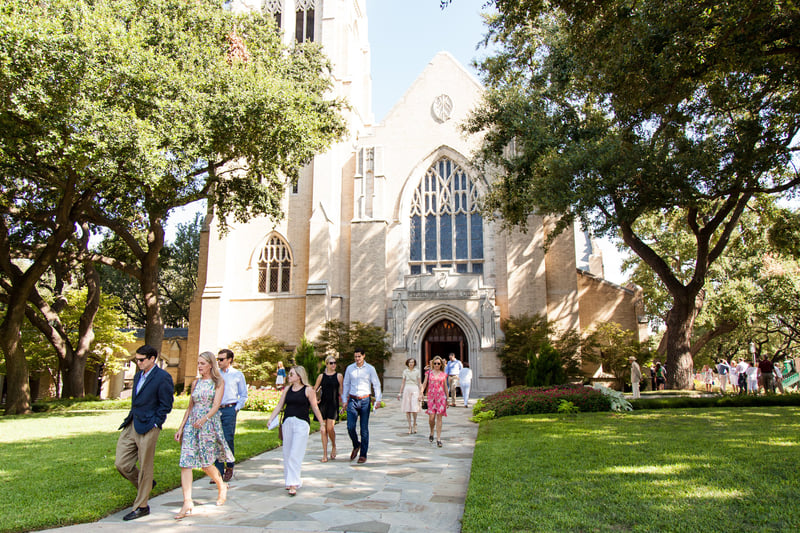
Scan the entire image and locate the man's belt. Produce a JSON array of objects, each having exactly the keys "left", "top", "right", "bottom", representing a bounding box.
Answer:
[
  {"left": 349, "top": 394, "right": 370, "bottom": 400},
  {"left": 220, "top": 403, "right": 237, "bottom": 408}
]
